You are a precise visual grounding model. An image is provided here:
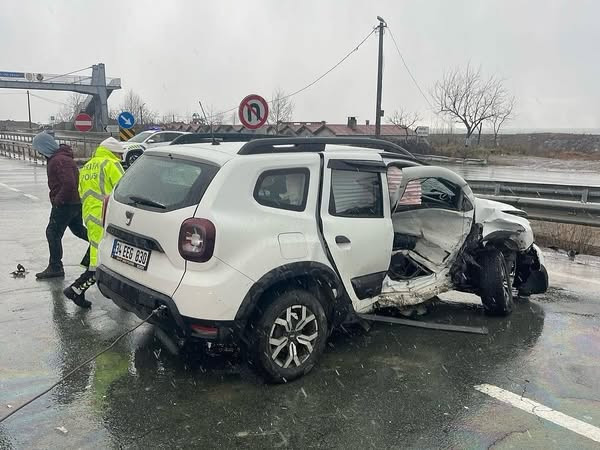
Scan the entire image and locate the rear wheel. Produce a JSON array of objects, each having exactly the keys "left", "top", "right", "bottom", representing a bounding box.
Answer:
[
  {"left": 250, "top": 289, "right": 328, "bottom": 383},
  {"left": 478, "top": 249, "right": 513, "bottom": 316}
]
